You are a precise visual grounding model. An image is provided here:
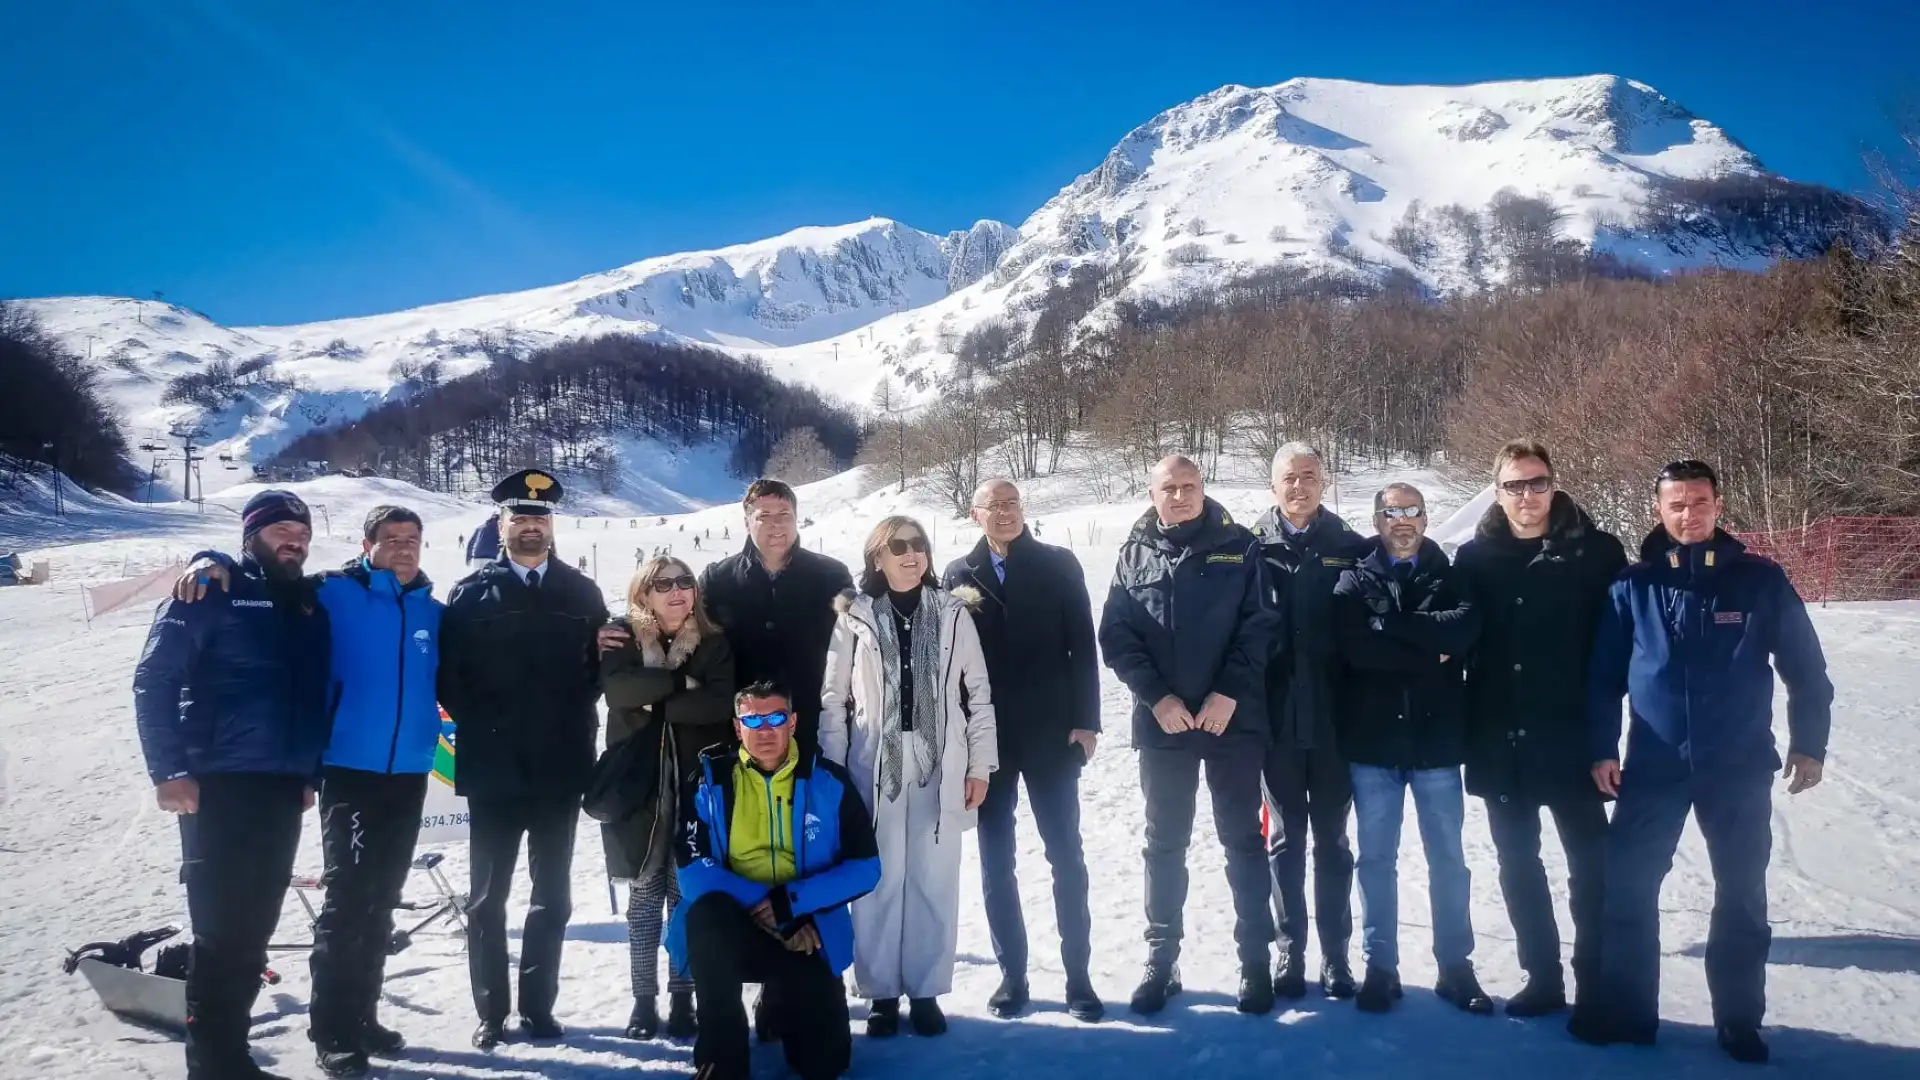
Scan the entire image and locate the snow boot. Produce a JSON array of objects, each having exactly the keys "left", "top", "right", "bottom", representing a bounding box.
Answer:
[
  {"left": 470, "top": 1019, "right": 504, "bottom": 1050},
  {"left": 1566, "top": 1007, "right": 1656, "bottom": 1047},
  {"left": 1129, "top": 962, "right": 1182, "bottom": 1015},
  {"left": 1505, "top": 975, "right": 1568, "bottom": 1018},
  {"left": 908, "top": 997, "right": 948, "bottom": 1036},
  {"left": 665, "top": 991, "right": 697, "bottom": 1039},
  {"left": 1435, "top": 964, "right": 1495, "bottom": 1015},
  {"left": 315, "top": 1046, "right": 370, "bottom": 1079},
  {"left": 865, "top": 997, "right": 901, "bottom": 1038},
  {"left": 517, "top": 1013, "right": 564, "bottom": 1041},
  {"left": 988, "top": 975, "right": 1029, "bottom": 1019},
  {"left": 357, "top": 1017, "right": 405, "bottom": 1056},
  {"left": 1320, "top": 955, "right": 1357, "bottom": 999},
  {"left": 1355, "top": 968, "right": 1402, "bottom": 1013},
  {"left": 1065, "top": 972, "right": 1105, "bottom": 1023},
  {"left": 1273, "top": 951, "right": 1308, "bottom": 1000},
  {"left": 624, "top": 998, "right": 660, "bottom": 1040},
  {"left": 1718, "top": 1025, "right": 1770, "bottom": 1064},
  {"left": 1237, "top": 963, "right": 1276, "bottom": 1014}
]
